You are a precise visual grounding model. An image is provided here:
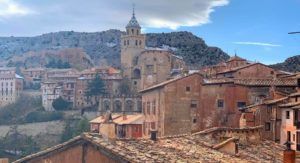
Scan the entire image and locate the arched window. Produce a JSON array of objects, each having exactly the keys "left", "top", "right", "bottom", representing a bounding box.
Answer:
[
  {"left": 131, "top": 29, "right": 134, "bottom": 35},
  {"left": 113, "top": 100, "right": 122, "bottom": 112},
  {"left": 125, "top": 100, "right": 134, "bottom": 112},
  {"left": 133, "top": 69, "right": 141, "bottom": 79},
  {"left": 135, "top": 40, "right": 138, "bottom": 46},
  {"left": 137, "top": 100, "right": 142, "bottom": 112},
  {"left": 103, "top": 100, "right": 110, "bottom": 112}
]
